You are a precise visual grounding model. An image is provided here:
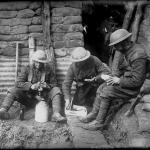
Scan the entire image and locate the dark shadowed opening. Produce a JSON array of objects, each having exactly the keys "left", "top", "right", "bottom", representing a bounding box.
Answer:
[{"left": 82, "top": 3, "right": 125, "bottom": 64}]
